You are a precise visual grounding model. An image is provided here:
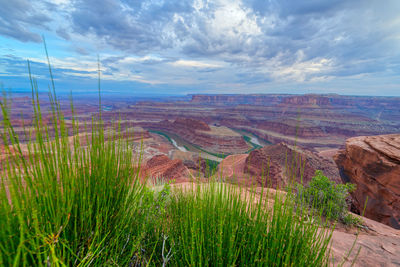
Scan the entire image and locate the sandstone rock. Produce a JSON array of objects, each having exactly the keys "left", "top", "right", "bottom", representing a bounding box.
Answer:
[
  {"left": 330, "top": 214, "right": 400, "bottom": 266},
  {"left": 281, "top": 94, "right": 331, "bottom": 107},
  {"left": 245, "top": 143, "right": 341, "bottom": 188},
  {"left": 173, "top": 118, "right": 210, "bottom": 131},
  {"left": 144, "top": 154, "right": 189, "bottom": 181},
  {"left": 335, "top": 134, "right": 400, "bottom": 229}
]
